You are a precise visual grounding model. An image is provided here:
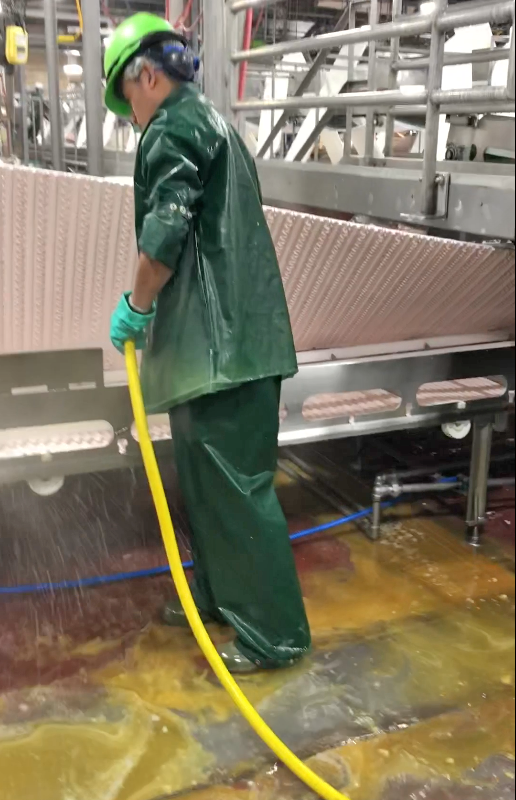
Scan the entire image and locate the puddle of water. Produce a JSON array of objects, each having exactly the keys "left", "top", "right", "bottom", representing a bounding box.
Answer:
[
  {"left": 0, "top": 689, "right": 213, "bottom": 800},
  {"left": 189, "top": 698, "right": 514, "bottom": 800},
  {"left": 0, "top": 515, "right": 513, "bottom": 800}
]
